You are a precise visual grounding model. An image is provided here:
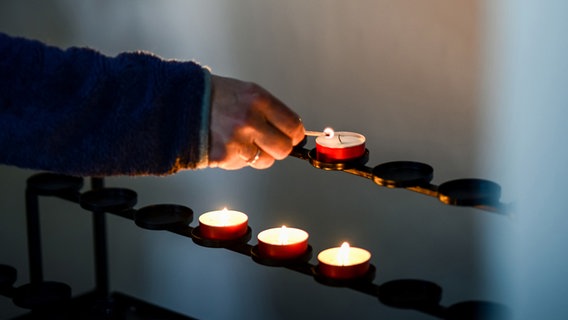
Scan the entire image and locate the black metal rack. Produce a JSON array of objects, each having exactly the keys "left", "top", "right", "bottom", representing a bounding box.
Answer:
[
  {"left": 289, "top": 143, "right": 510, "bottom": 215},
  {"left": 0, "top": 145, "right": 511, "bottom": 319}
]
